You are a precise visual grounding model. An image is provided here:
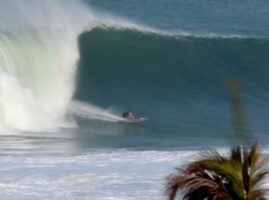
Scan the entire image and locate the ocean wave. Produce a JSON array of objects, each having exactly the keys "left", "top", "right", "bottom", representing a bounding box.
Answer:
[{"left": 75, "top": 27, "right": 269, "bottom": 132}]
